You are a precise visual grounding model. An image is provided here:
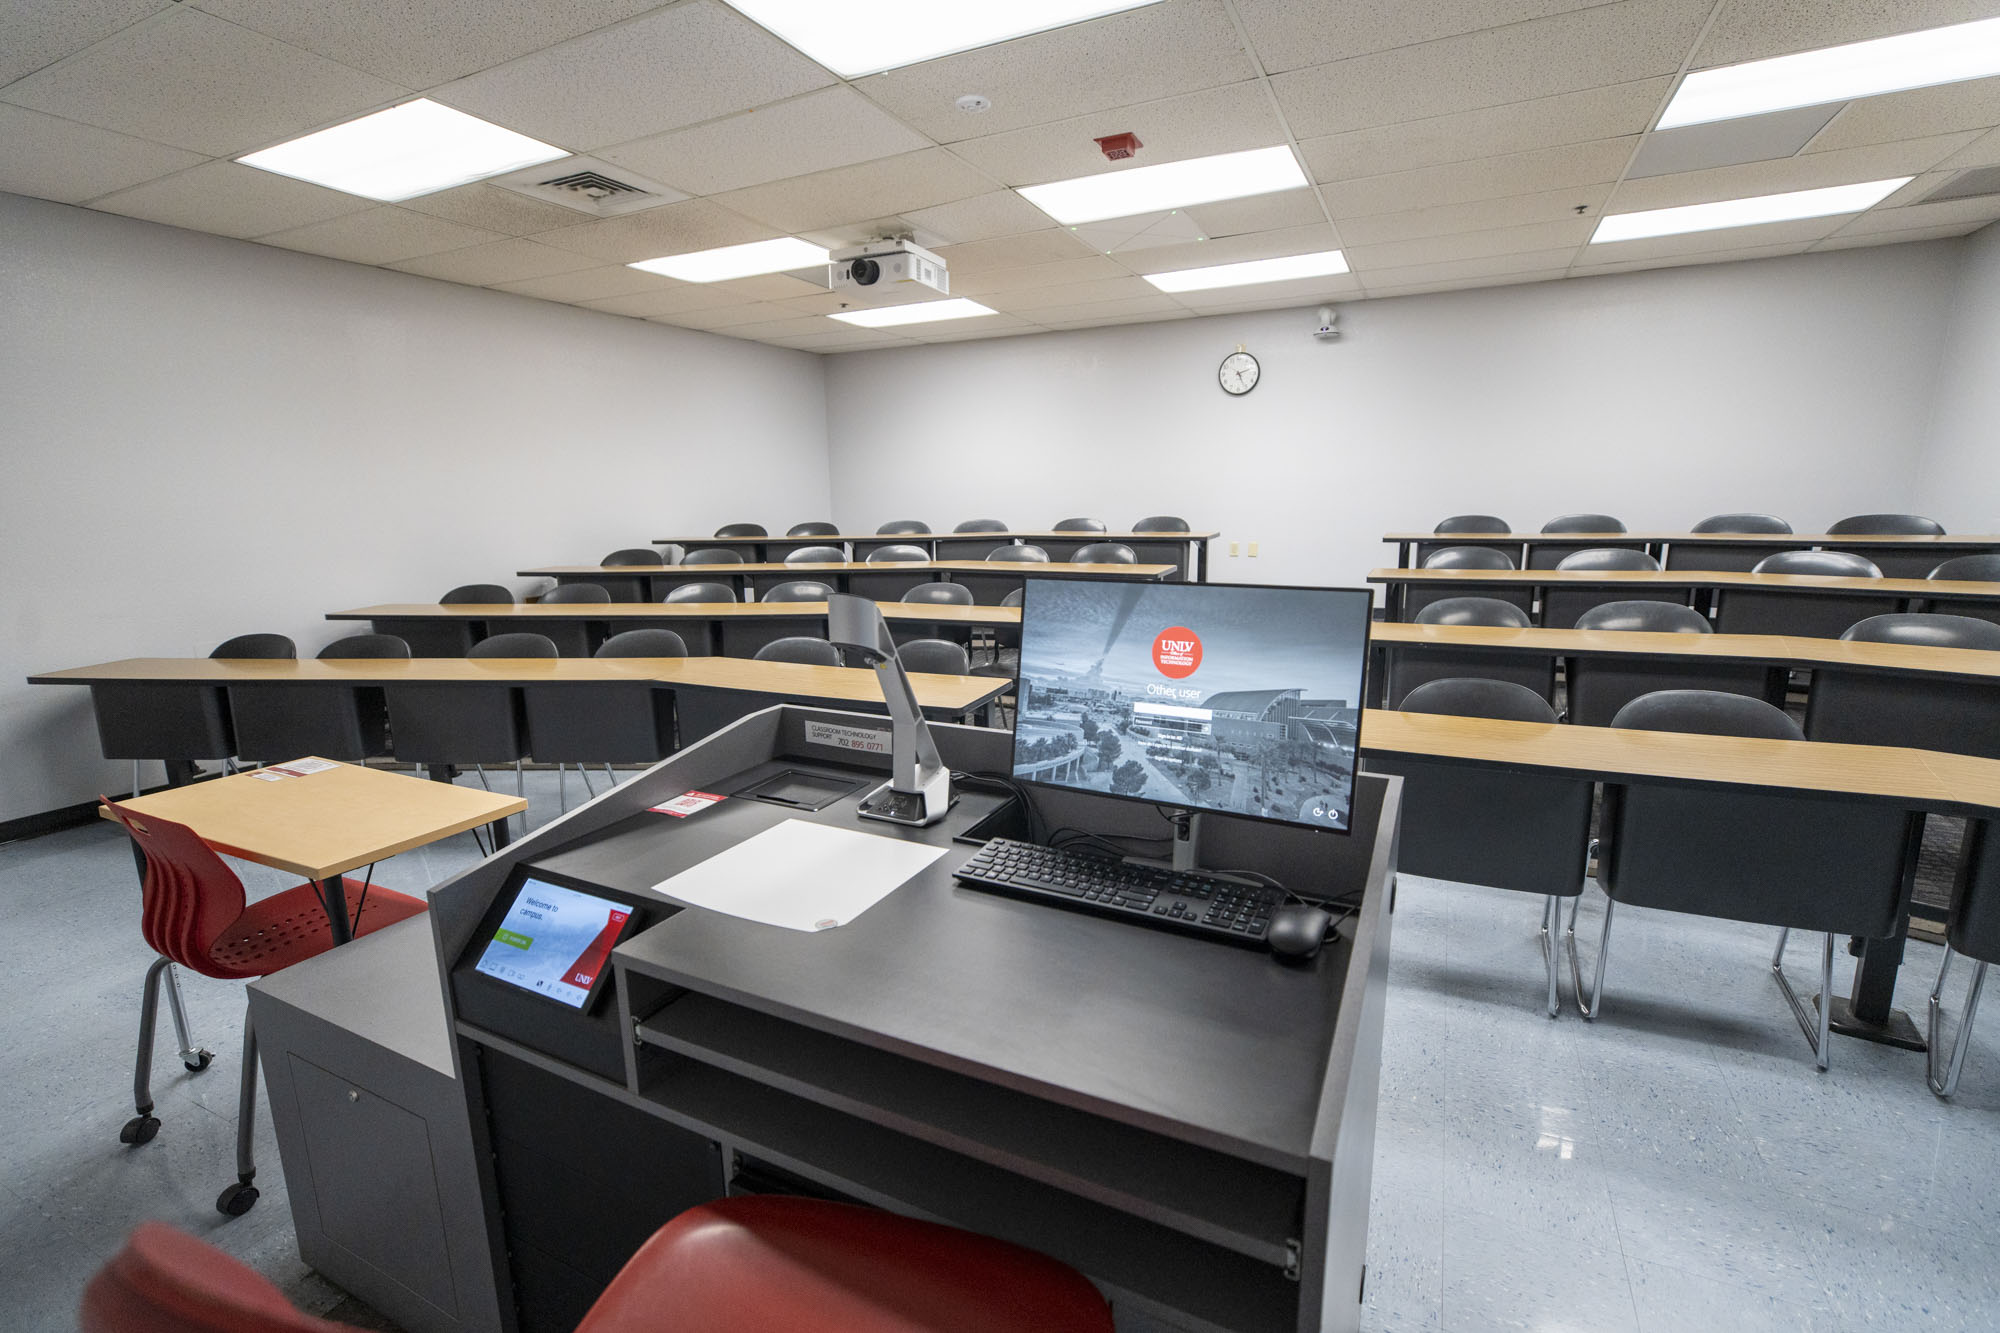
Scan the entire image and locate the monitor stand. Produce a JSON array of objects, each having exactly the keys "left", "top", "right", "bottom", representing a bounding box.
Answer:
[{"left": 1167, "top": 808, "right": 1206, "bottom": 873}]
